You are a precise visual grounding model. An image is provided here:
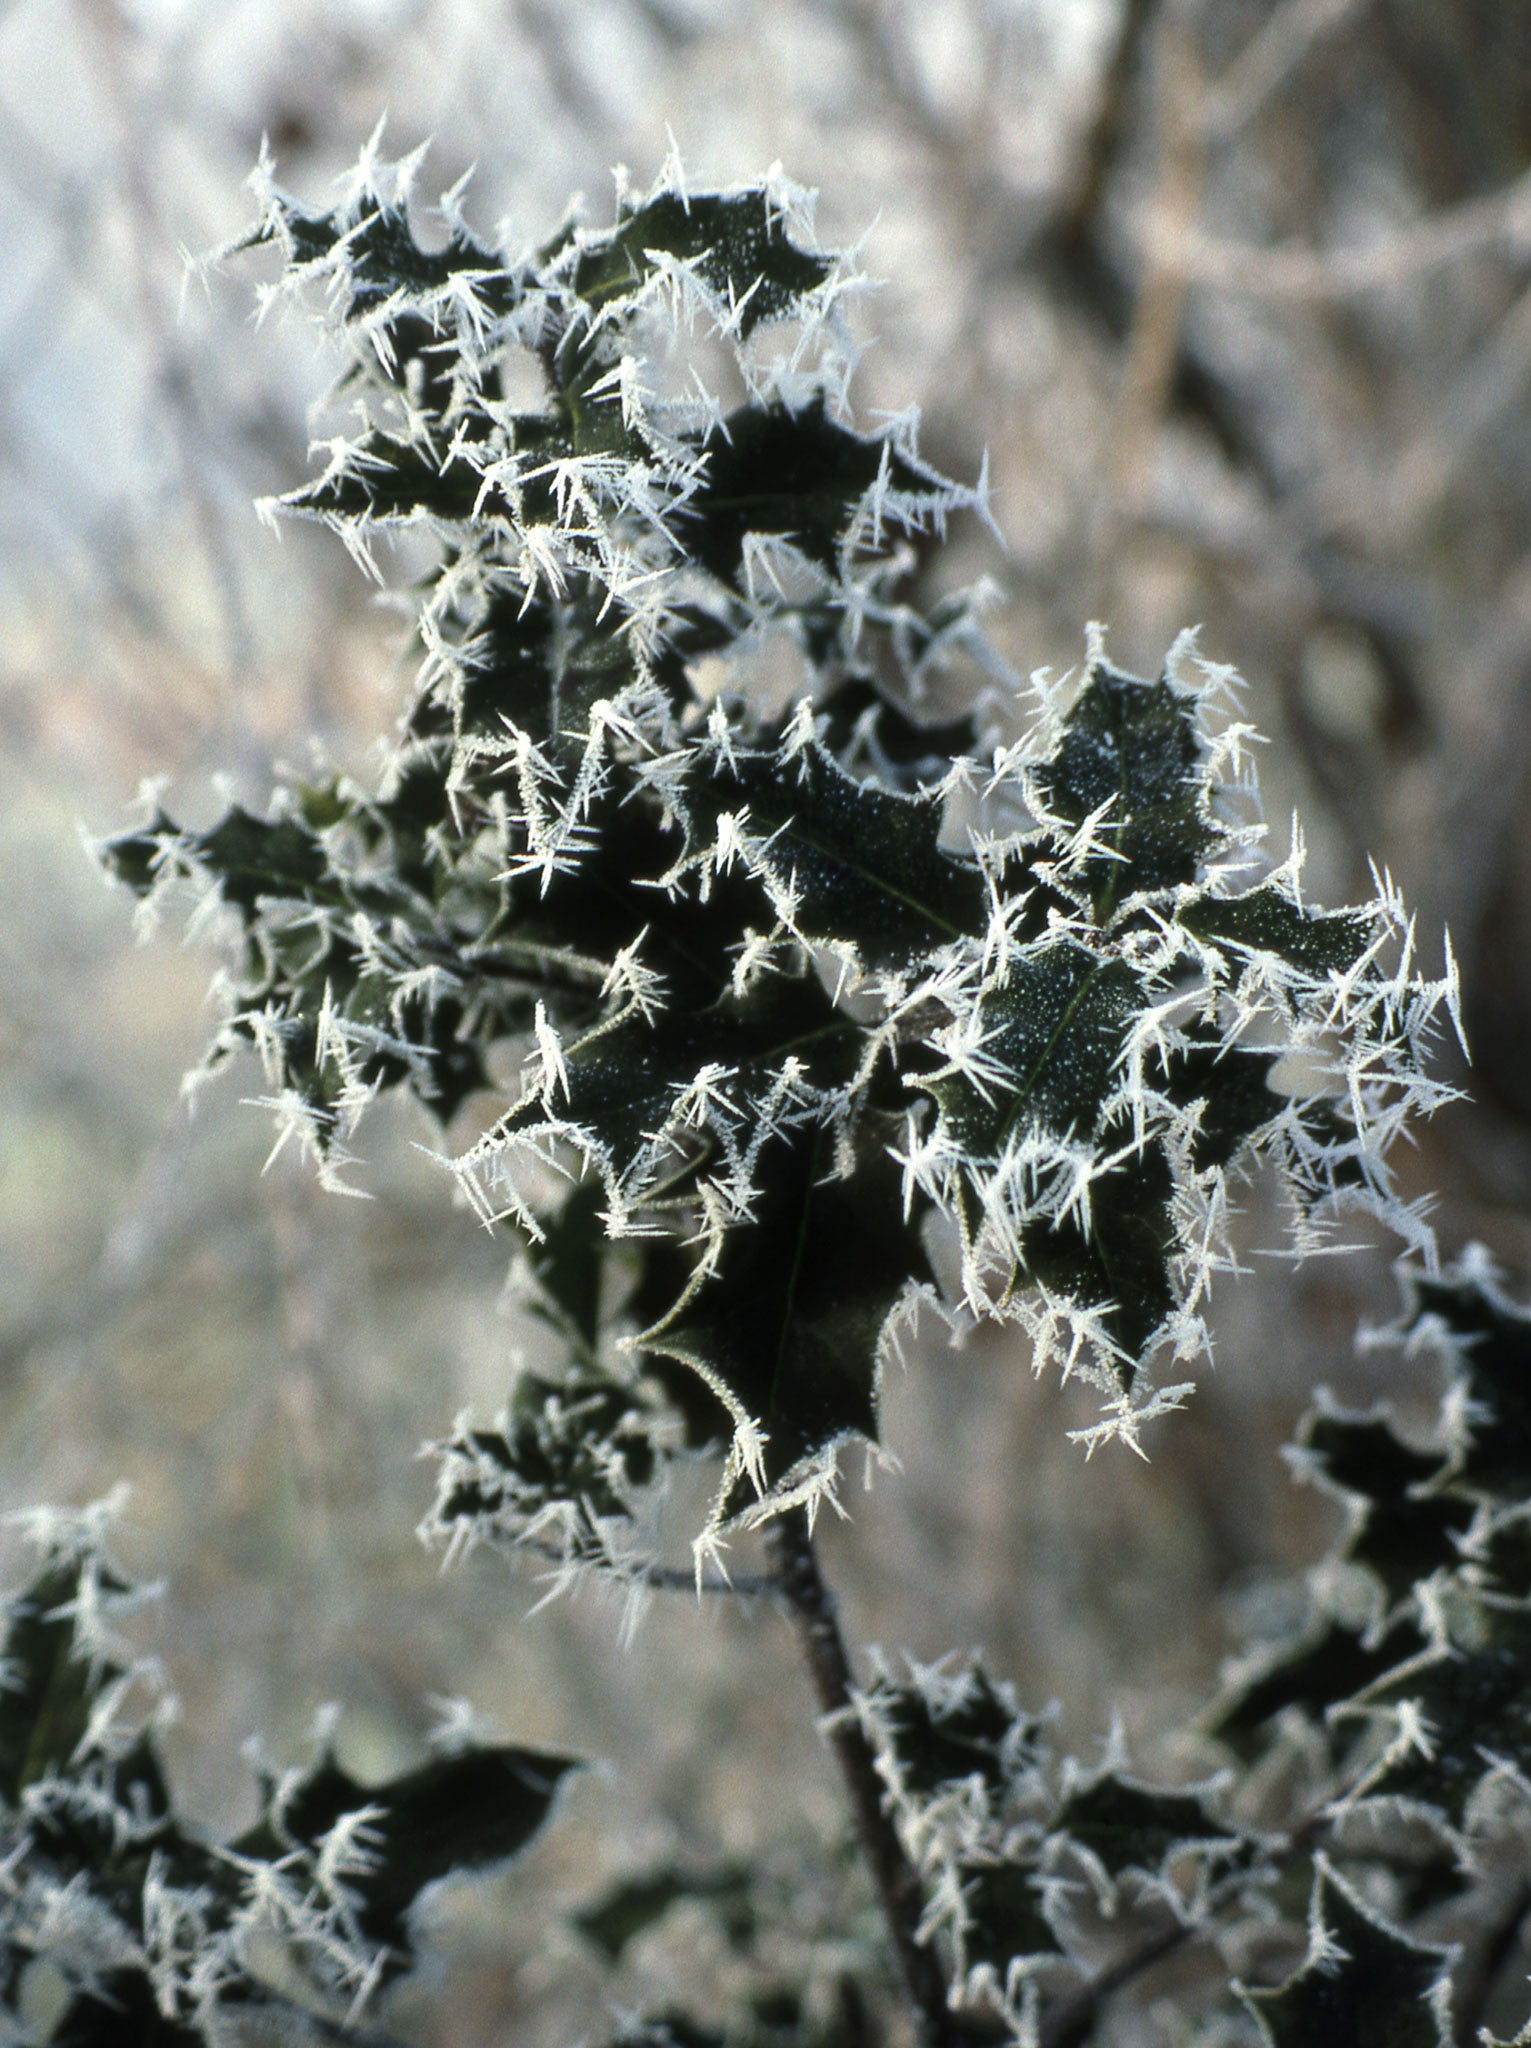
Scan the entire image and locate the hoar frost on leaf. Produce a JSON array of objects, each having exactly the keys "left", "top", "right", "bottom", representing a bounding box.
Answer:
[
  {"left": 106, "top": 146, "right": 1463, "bottom": 1557},
  {"left": 0, "top": 1495, "right": 576, "bottom": 2044}
]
